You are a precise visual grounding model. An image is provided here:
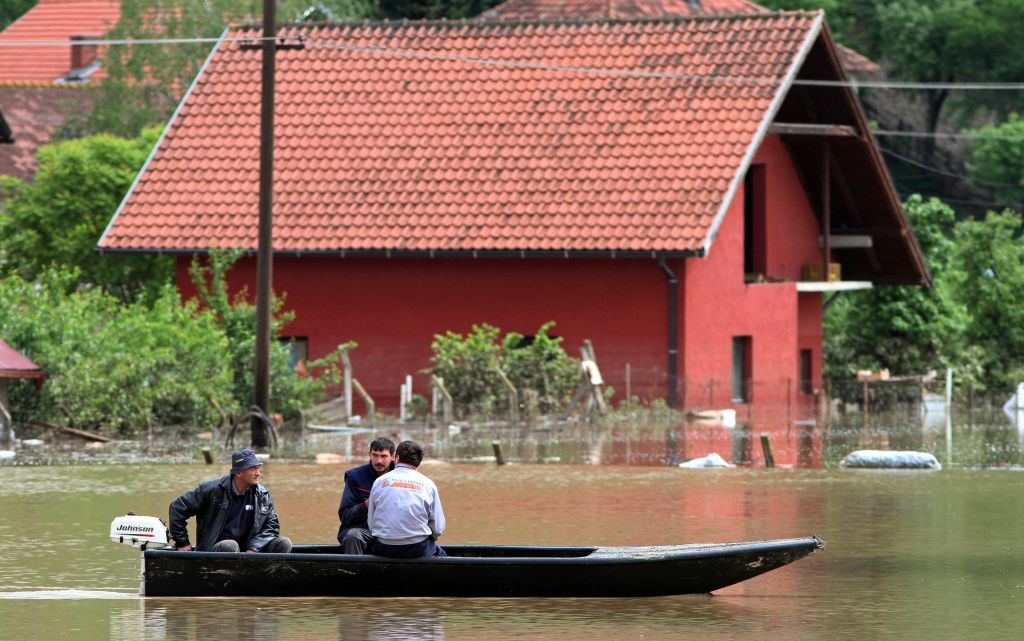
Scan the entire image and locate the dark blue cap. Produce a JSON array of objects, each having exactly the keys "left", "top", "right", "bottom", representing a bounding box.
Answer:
[{"left": 230, "top": 449, "right": 262, "bottom": 475}]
